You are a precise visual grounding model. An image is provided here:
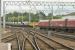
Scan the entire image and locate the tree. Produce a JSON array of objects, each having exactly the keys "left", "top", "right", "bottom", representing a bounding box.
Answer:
[
  {"left": 39, "top": 12, "right": 46, "bottom": 17},
  {"left": 38, "top": 12, "right": 46, "bottom": 20},
  {"left": 47, "top": 13, "right": 62, "bottom": 19},
  {"left": 5, "top": 13, "right": 13, "bottom": 21},
  {"left": 47, "top": 13, "right": 53, "bottom": 19},
  {"left": 53, "top": 15, "right": 62, "bottom": 19},
  {"left": 13, "top": 12, "right": 18, "bottom": 17}
]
